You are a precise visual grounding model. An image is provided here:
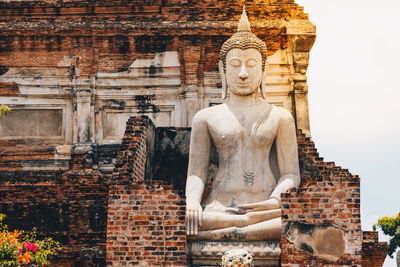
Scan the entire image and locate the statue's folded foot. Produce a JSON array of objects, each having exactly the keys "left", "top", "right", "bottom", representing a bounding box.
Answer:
[
  {"left": 190, "top": 217, "right": 281, "bottom": 241},
  {"left": 191, "top": 226, "right": 241, "bottom": 241}
]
